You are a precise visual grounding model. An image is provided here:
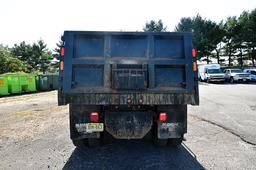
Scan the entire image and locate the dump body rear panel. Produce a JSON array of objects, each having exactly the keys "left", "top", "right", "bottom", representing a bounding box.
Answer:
[{"left": 59, "top": 31, "right": 199, "bottom": 105}]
